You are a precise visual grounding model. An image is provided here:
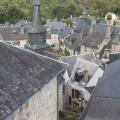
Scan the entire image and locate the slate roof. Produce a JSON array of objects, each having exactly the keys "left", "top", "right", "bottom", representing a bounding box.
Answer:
[
  {"left": 52, "top": 29, "right": 71, "bottom": 38},
  {"left": 44, "top": 21, "right": 71, "bottom": 38},
  {"left": 62, "top": 56, "right": 78, "bottom": 76},
  {"left": 79, "top": 53, "right": 96, "bottom": 63},
  {"left": 44, "top": 21, "right": 66, "bottom": 31},
  {"left": 0, "top": 42, "right": 64, "bottom": 120},
  {"left": 41, "top": 51, "right": 61, "bottom": 60},
  {"left": 81, "top": 32, "right": 106, "bottom": 48},
  {"left": 80, "top": 59, "right": 120, "bottom": 120},
  {"left": 111, "top": 26, "right": 120, "bottom": 39},
  {"left": 0, "top": 26, "right": 30, "bottom": 41},
  {"left": 111, "top": 33, "right": 120, "bottom": 44},
  {"left": 85, "top": 87, "right": 95, "bottom": 94},
  {"left": 94, "top": 23, "right": 108, "bottom": 33},
  {"left": 109, "top": 52, "right": 120, "bottom": 63},
  {"left": 74, "top": 19, "right": 90, "bottom": 33},
  {"left": 62, "top": 53, "right": 97, "bottom": 77},
  {"left": 65, "top": 32, "right": 81, "bottom": 50}
]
